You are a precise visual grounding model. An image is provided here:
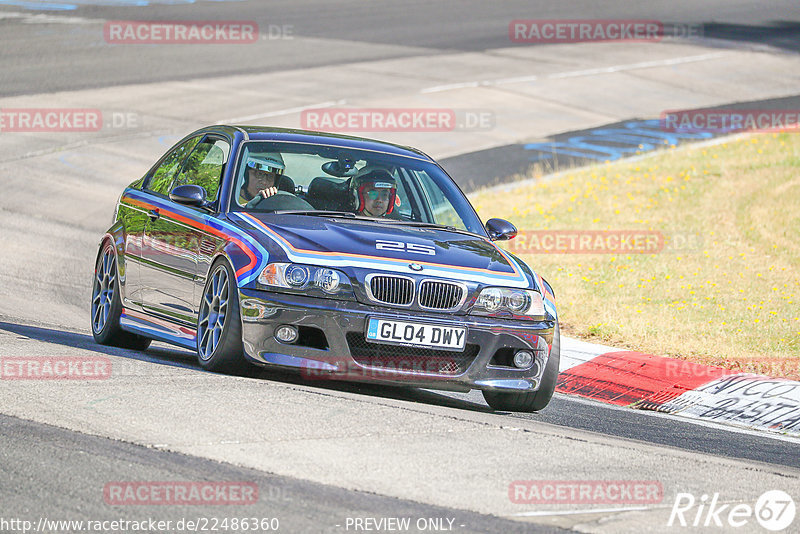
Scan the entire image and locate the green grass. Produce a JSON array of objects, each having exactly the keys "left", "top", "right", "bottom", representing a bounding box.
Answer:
[{"left": 471, "top": 133, "right": 800, "bottom": 378}]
